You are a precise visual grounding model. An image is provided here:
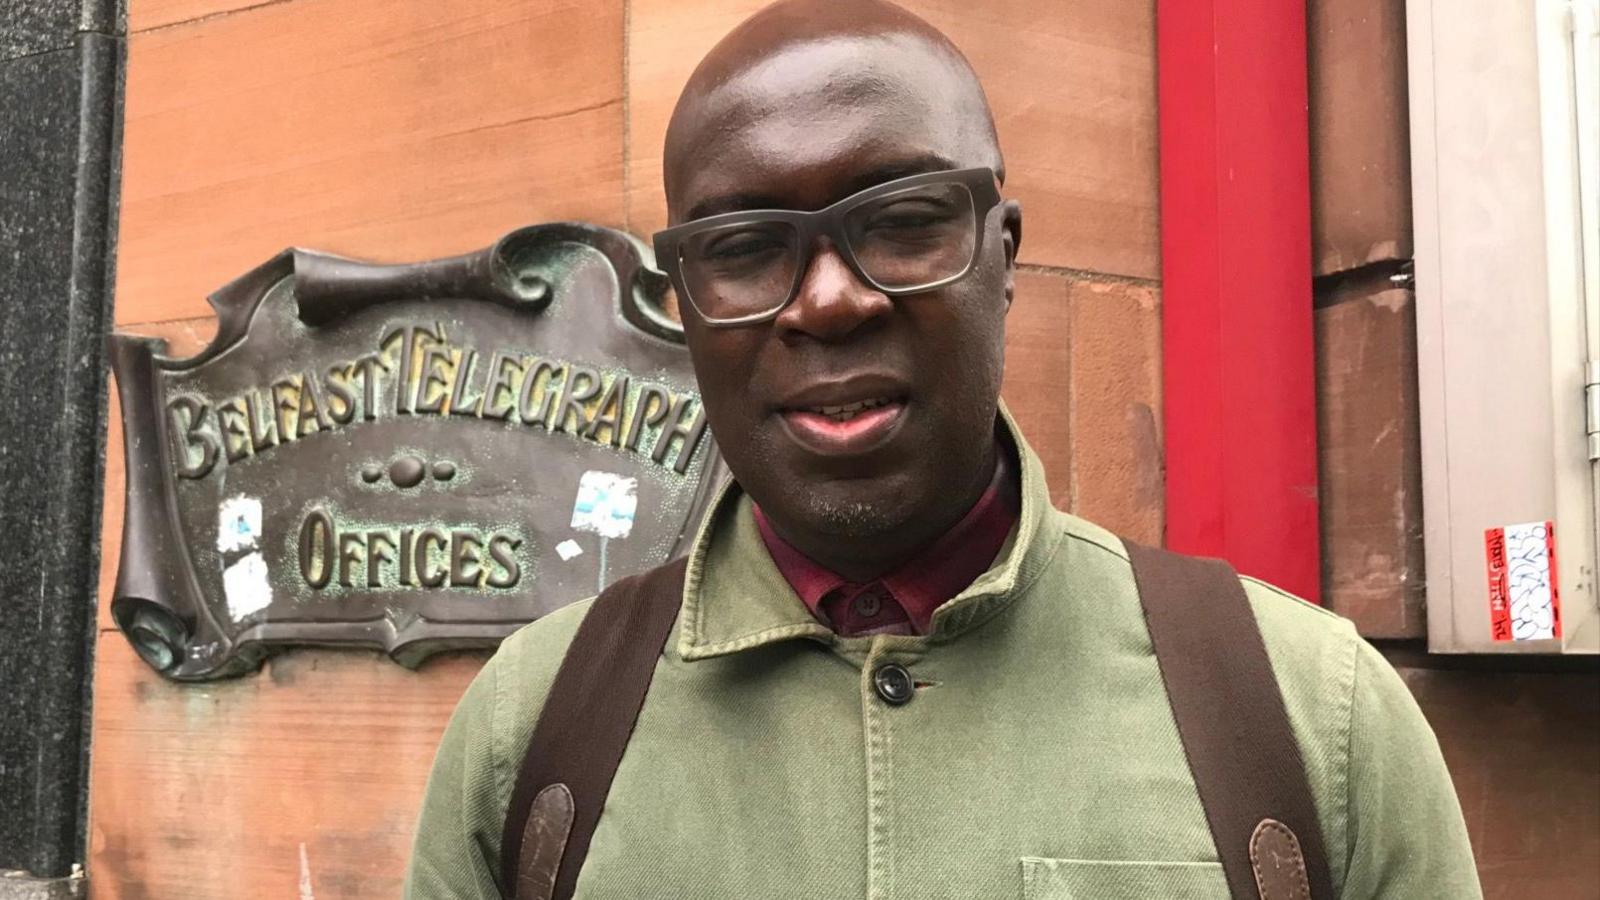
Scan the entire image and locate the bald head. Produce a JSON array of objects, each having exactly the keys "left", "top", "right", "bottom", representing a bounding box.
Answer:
[{"left": 662, "top": 0, "right": 1003, "bottom": 221}]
